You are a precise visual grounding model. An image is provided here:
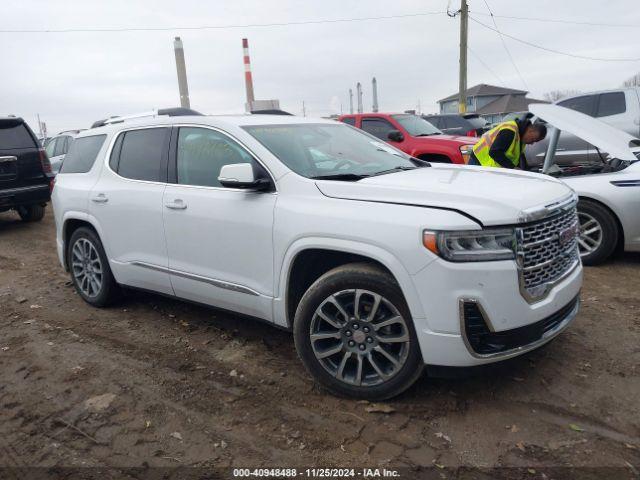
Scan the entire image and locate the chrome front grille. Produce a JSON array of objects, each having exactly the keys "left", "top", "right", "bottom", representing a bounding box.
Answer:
[{"left": 517, "top": 203, "right": 580, "bottom": 302}]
